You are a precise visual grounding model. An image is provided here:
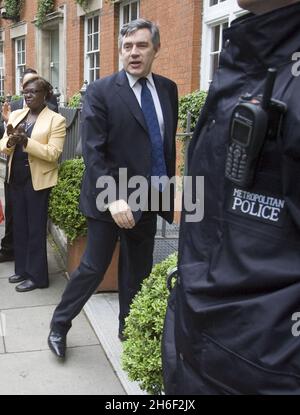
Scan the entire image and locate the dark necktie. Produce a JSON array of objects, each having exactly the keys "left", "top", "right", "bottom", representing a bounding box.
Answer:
[{"left": 139, "top": 78, "right": 167, "bottom": 189}]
